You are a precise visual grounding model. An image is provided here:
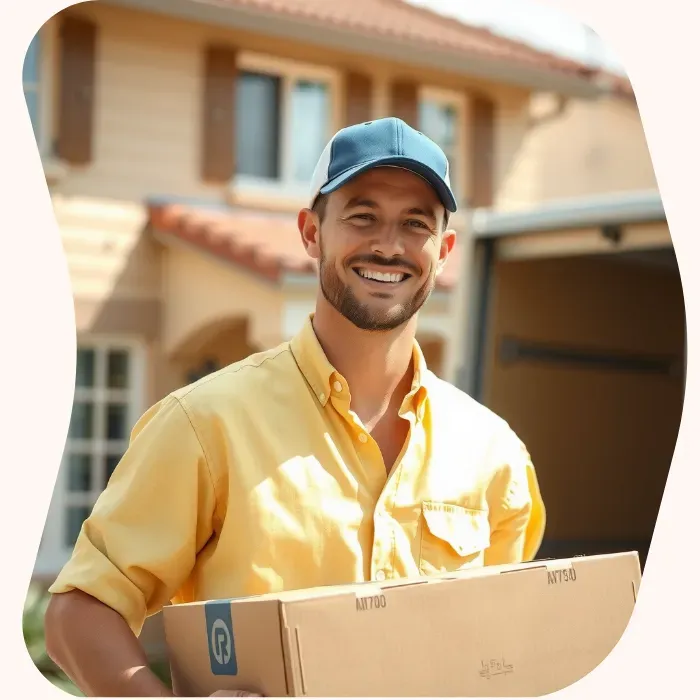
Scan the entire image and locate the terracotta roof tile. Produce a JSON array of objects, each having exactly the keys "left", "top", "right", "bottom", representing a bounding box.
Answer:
[
  {"left": 192, "top": 0, "right": 606, "bottom": 82},
  {"left": 148, "top": 202, "right": 459, "bottom": 289}
]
